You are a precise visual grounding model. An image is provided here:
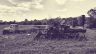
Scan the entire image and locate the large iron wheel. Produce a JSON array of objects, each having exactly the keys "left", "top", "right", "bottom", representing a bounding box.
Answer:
[{"left": 46, "top": 29, "right": 55, "bottom": 39}]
